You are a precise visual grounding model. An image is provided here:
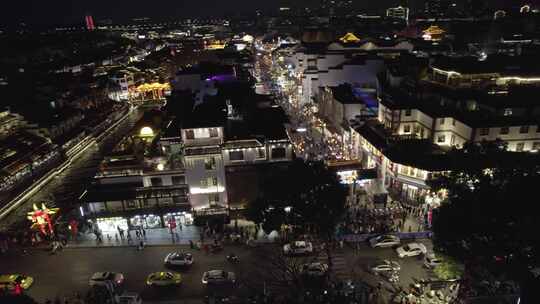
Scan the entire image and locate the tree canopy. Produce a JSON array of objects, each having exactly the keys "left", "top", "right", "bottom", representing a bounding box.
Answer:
[
  {"left": 246, "top": 159, "right": 347, "bottom": 238},
  {"left": 428, "top": 142, "right": 540, "bottom": 281}
]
